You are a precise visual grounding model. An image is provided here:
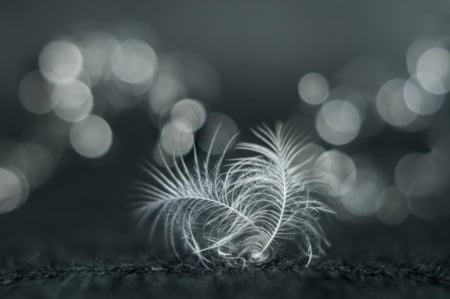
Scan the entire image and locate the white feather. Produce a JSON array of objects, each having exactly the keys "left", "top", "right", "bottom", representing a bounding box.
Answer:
[{"left": 134, "top": 122, "right": 333, "bottom": 268}]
